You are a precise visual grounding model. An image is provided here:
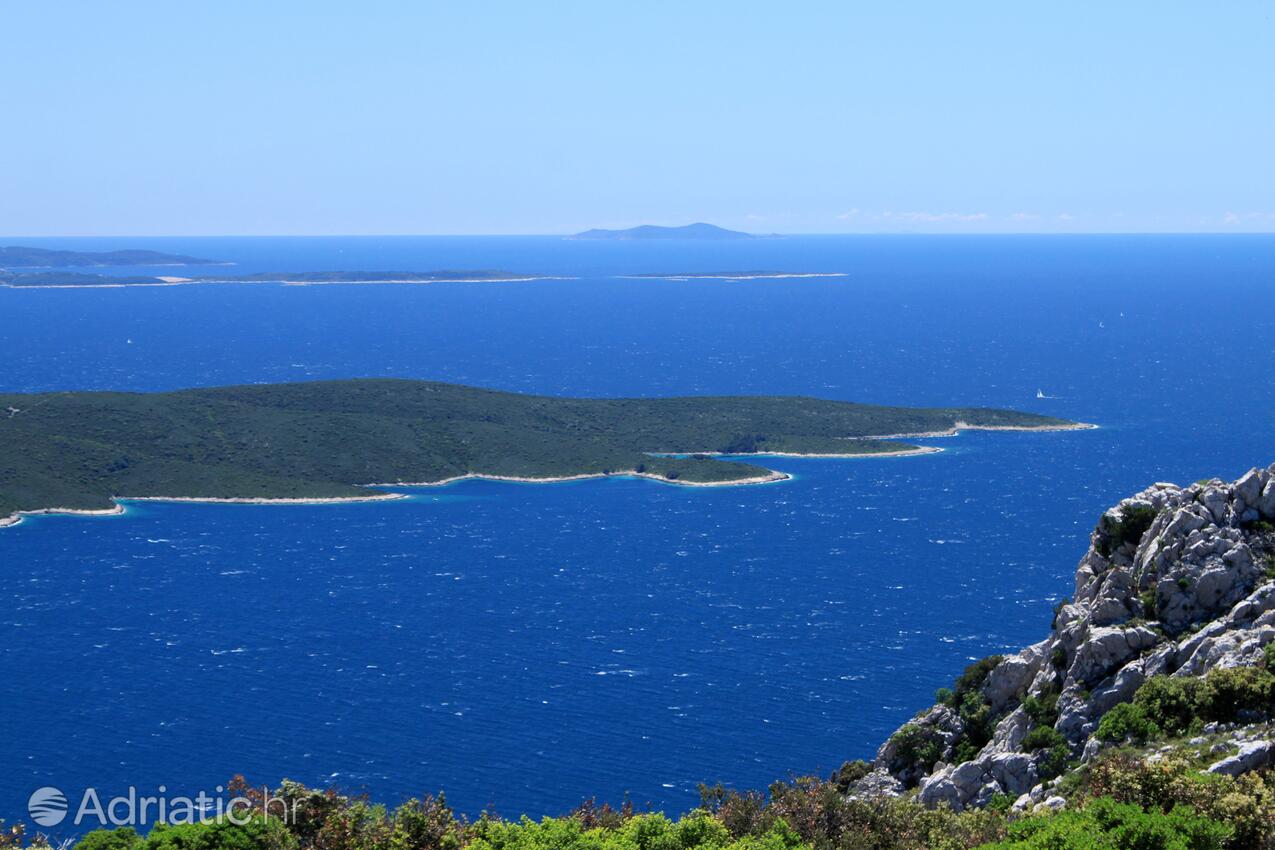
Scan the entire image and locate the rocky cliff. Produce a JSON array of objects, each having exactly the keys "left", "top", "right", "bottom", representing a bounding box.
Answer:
[{"left": 857, "top": 464, "right": 1275, "bottom": 812}]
